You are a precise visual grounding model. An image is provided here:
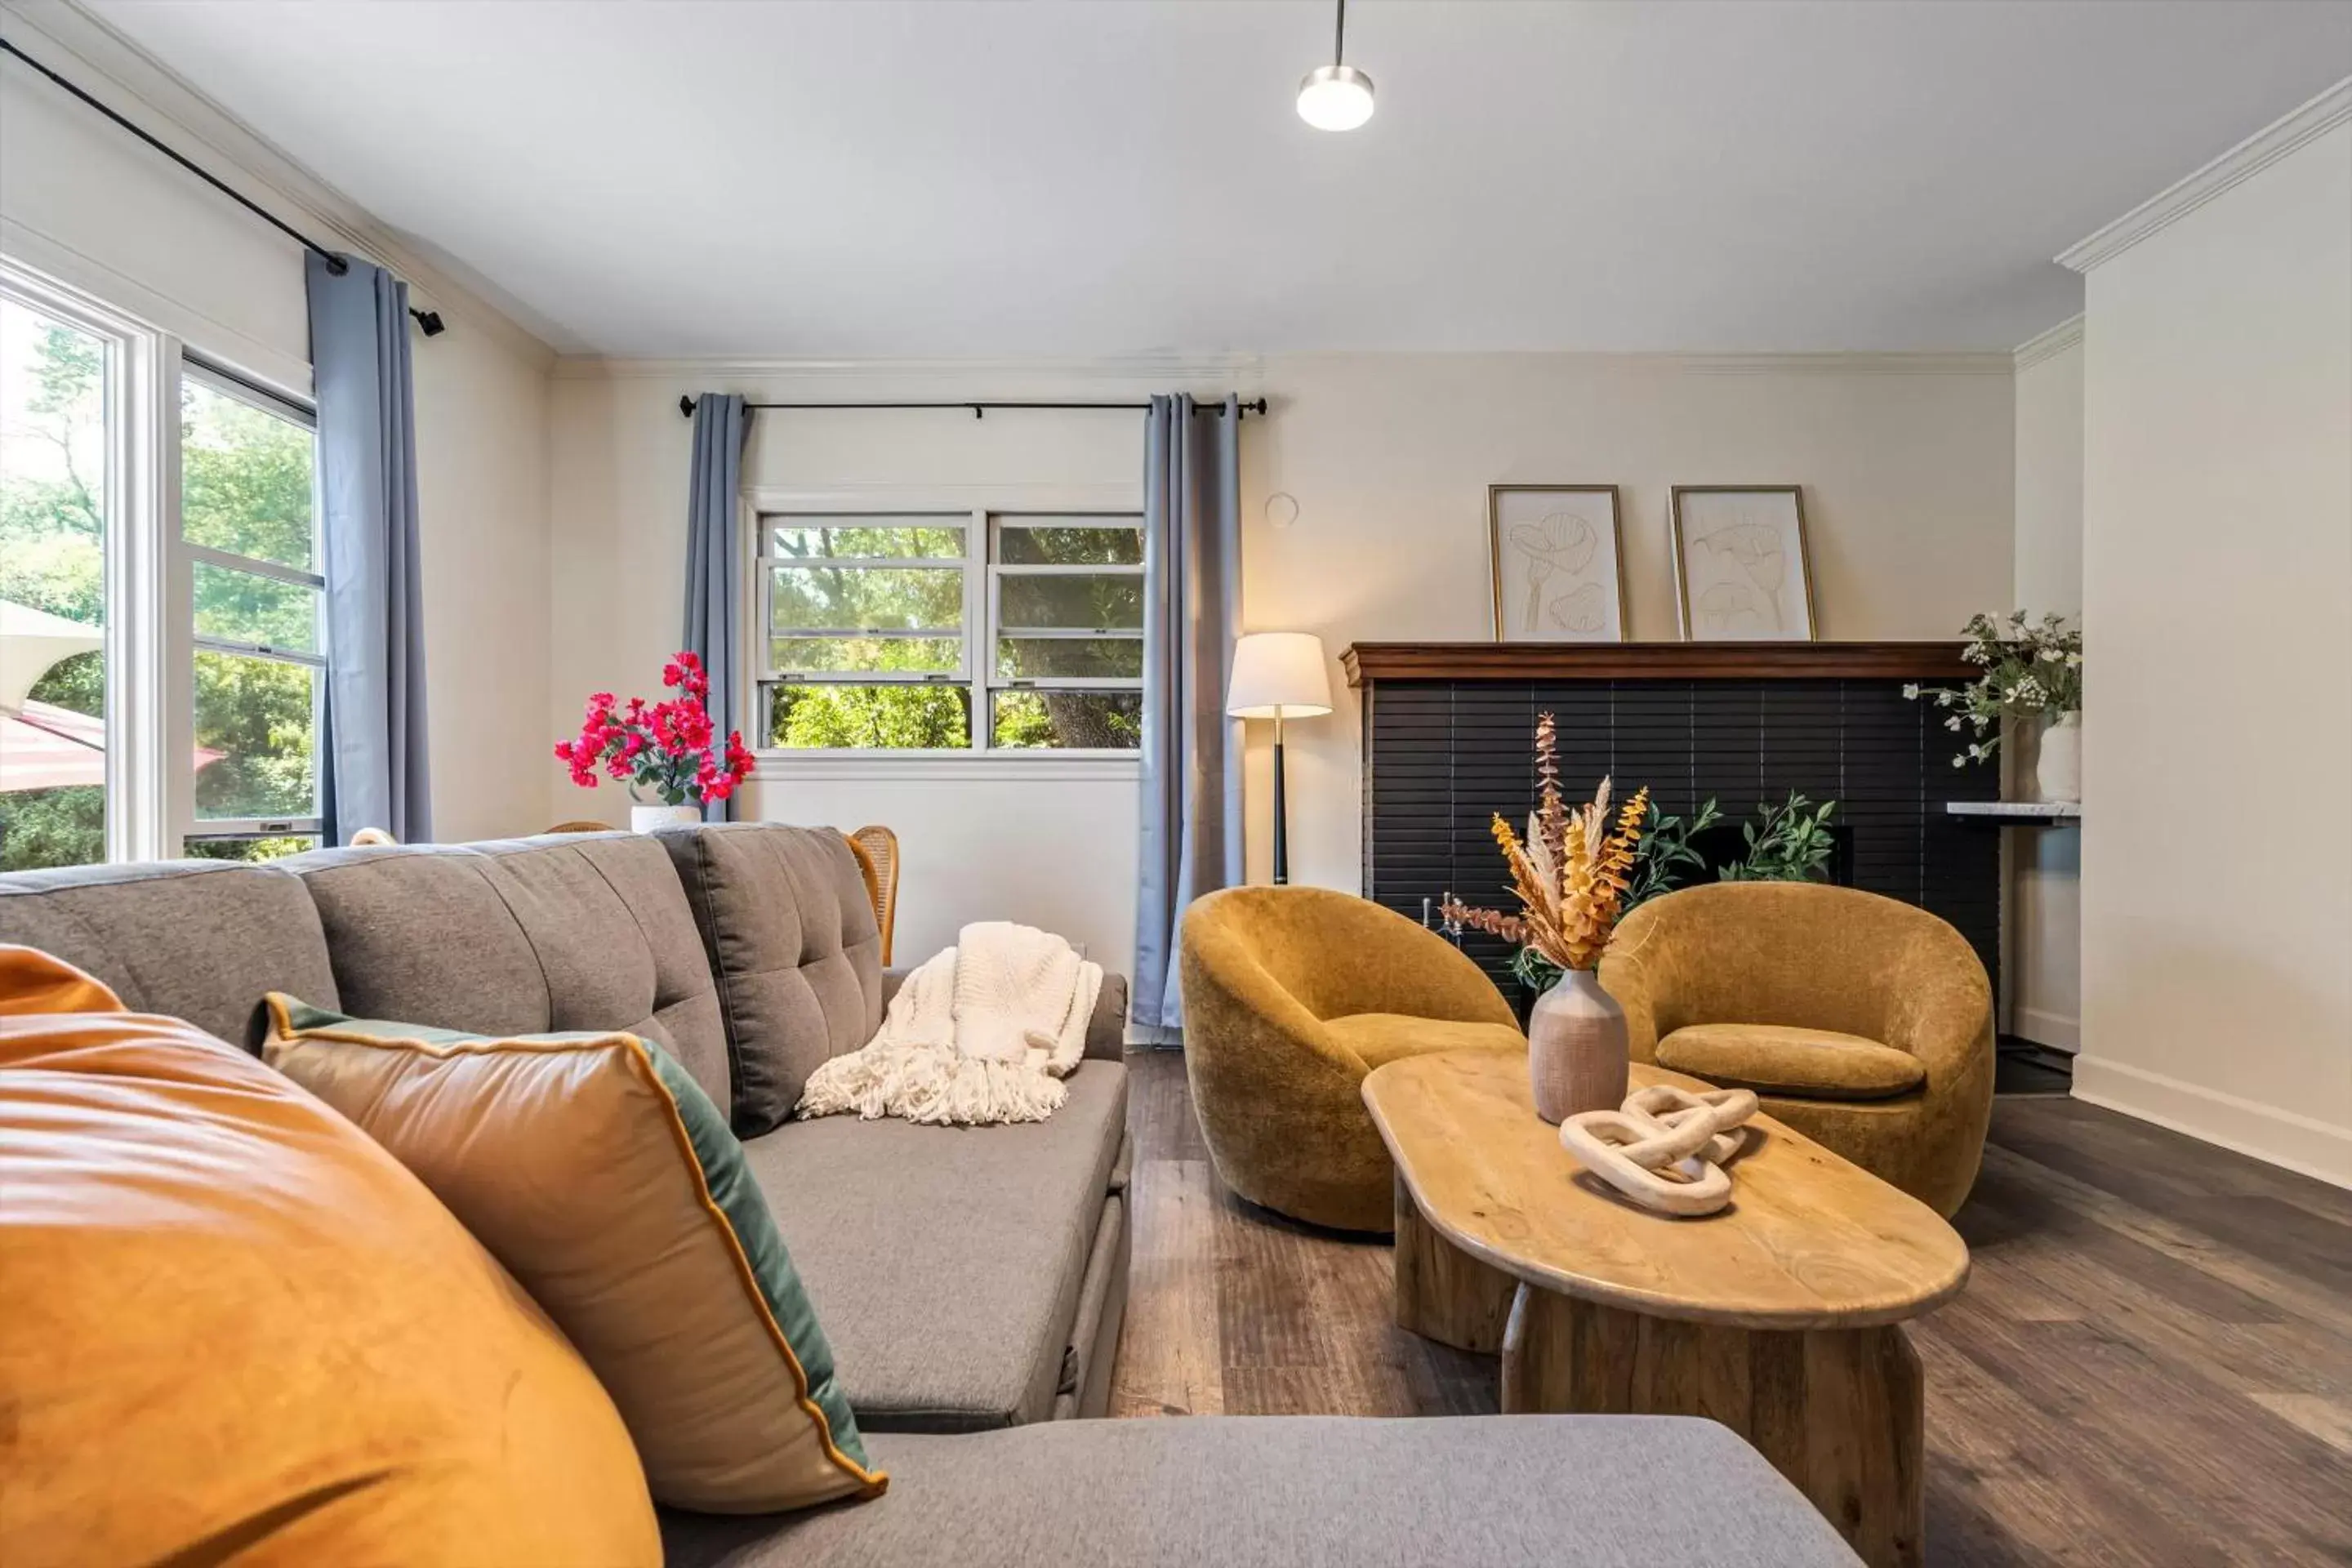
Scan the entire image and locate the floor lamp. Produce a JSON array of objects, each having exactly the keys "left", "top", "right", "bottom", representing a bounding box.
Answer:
[{"left": 1226, "top": 632, "right": 1334, "bottom": 886}]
